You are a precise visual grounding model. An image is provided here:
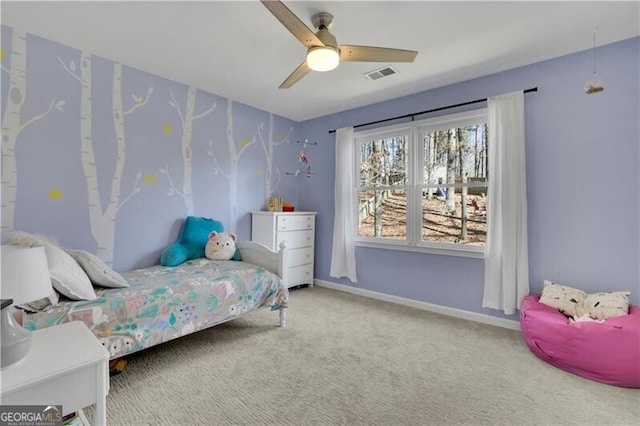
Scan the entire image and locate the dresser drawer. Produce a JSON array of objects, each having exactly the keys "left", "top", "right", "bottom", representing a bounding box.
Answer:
[
  {"left": 287, "top": 247, "right": 313, "bottom": 267},
  {"left": 276, "top": 229, "right": 314, "bottom": 249},
  {"left": 277, "top": 215, "right": 314, "bottom": 232},
  {"left": 288, "top": 264, "right": 313, "bottom": 286}
]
